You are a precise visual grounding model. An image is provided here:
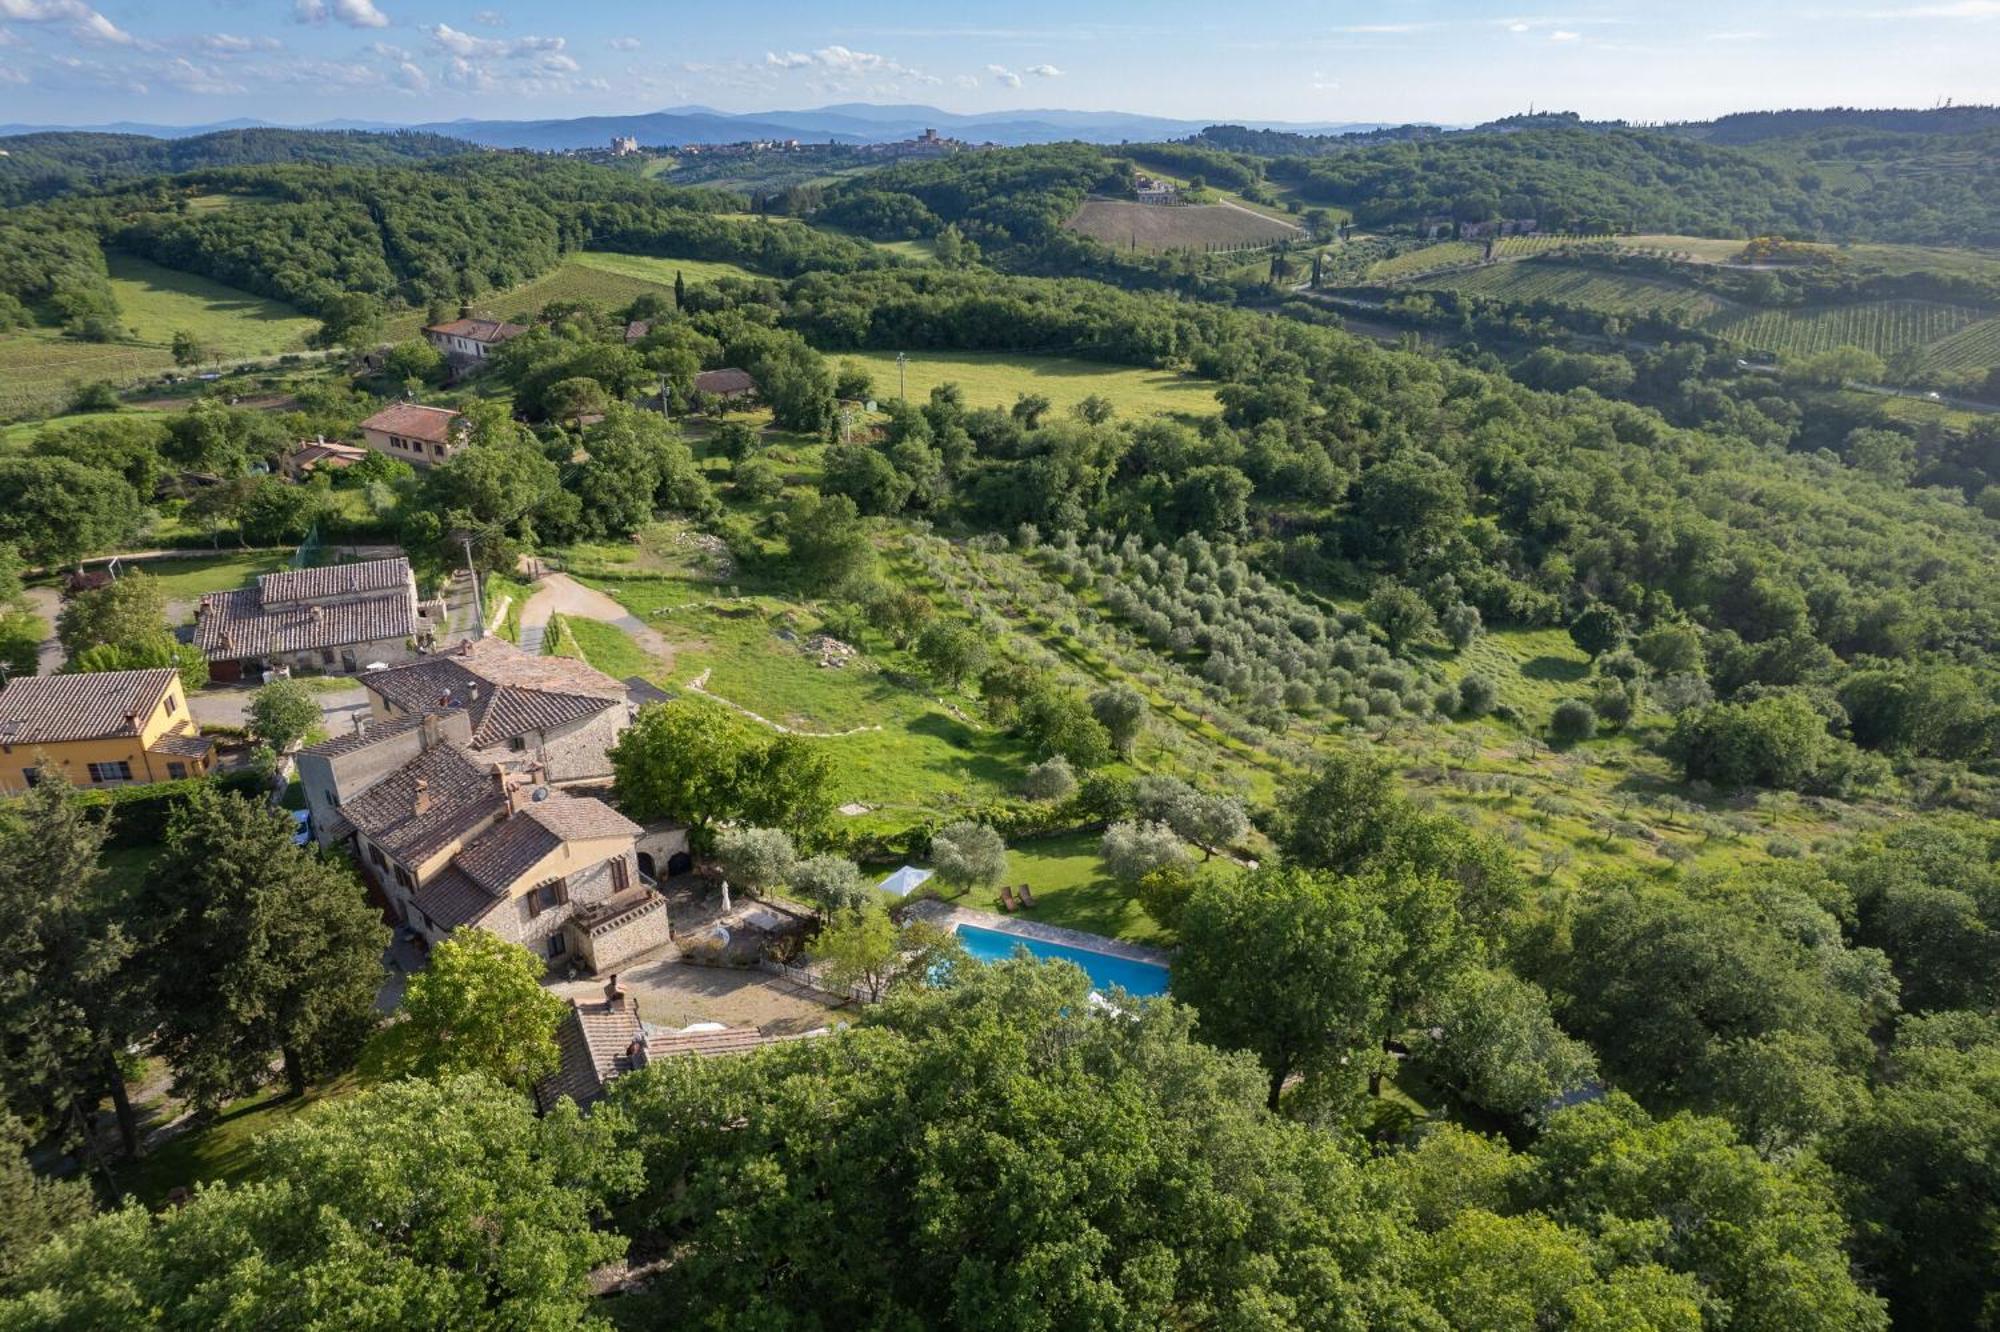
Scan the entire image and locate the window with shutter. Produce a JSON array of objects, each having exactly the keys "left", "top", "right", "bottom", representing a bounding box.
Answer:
[{"left": 526, "top": 891, "right": 542, "bottom": 919}]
